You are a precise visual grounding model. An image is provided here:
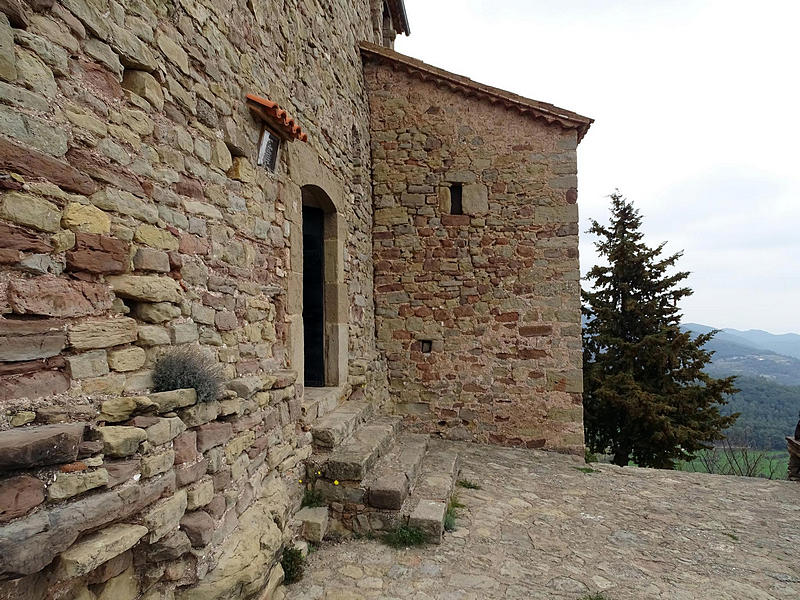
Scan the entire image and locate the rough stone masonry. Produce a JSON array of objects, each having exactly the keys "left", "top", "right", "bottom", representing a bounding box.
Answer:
[
  {"left": 0, "top": 0, "right": 590, "bottom": 599},
  {"left": 364, "top": 46, "right": 591, "bottom": 453}
]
